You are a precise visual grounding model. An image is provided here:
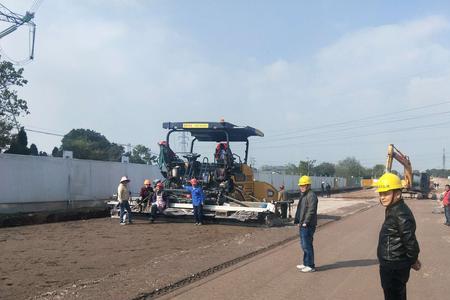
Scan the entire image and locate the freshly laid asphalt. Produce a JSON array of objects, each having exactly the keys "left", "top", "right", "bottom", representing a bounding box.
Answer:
[{"left": 161, "top": 200, "right": 450, "bottom": 300}]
